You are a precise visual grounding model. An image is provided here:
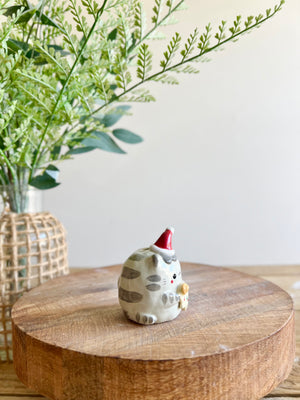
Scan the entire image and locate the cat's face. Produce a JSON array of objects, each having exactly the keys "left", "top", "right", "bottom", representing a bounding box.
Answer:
[{"left": 155, "top": 255, "right": 183, "bottom": 292}]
